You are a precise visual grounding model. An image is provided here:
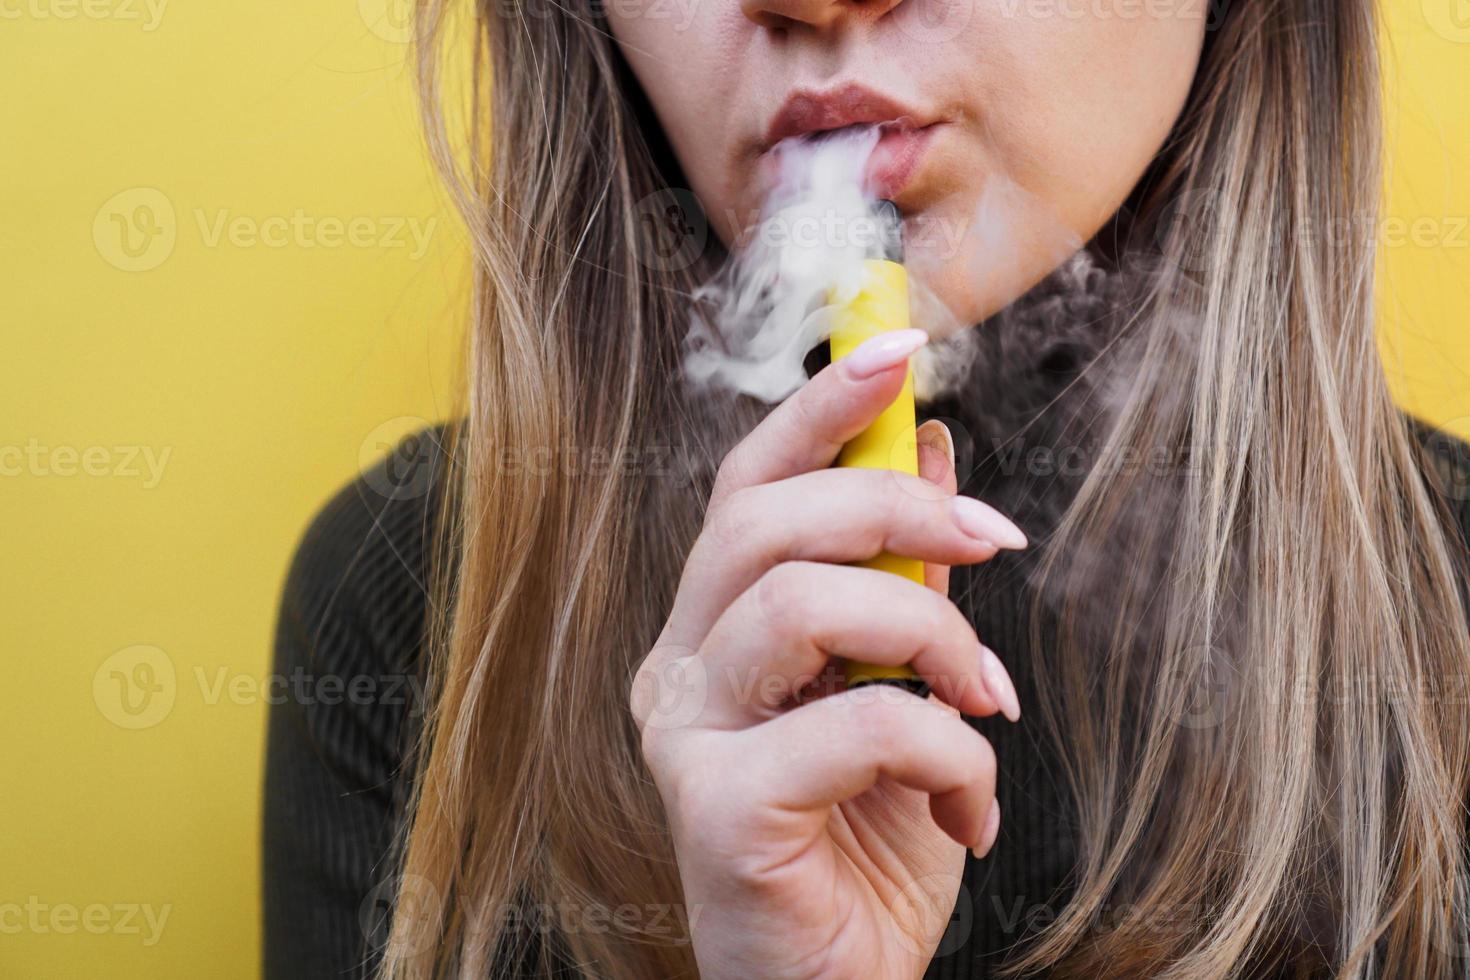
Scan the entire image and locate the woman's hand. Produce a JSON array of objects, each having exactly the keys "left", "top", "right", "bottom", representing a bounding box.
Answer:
[{"left": 630, "top": 329, "right": 1027, "bottom": 980}]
